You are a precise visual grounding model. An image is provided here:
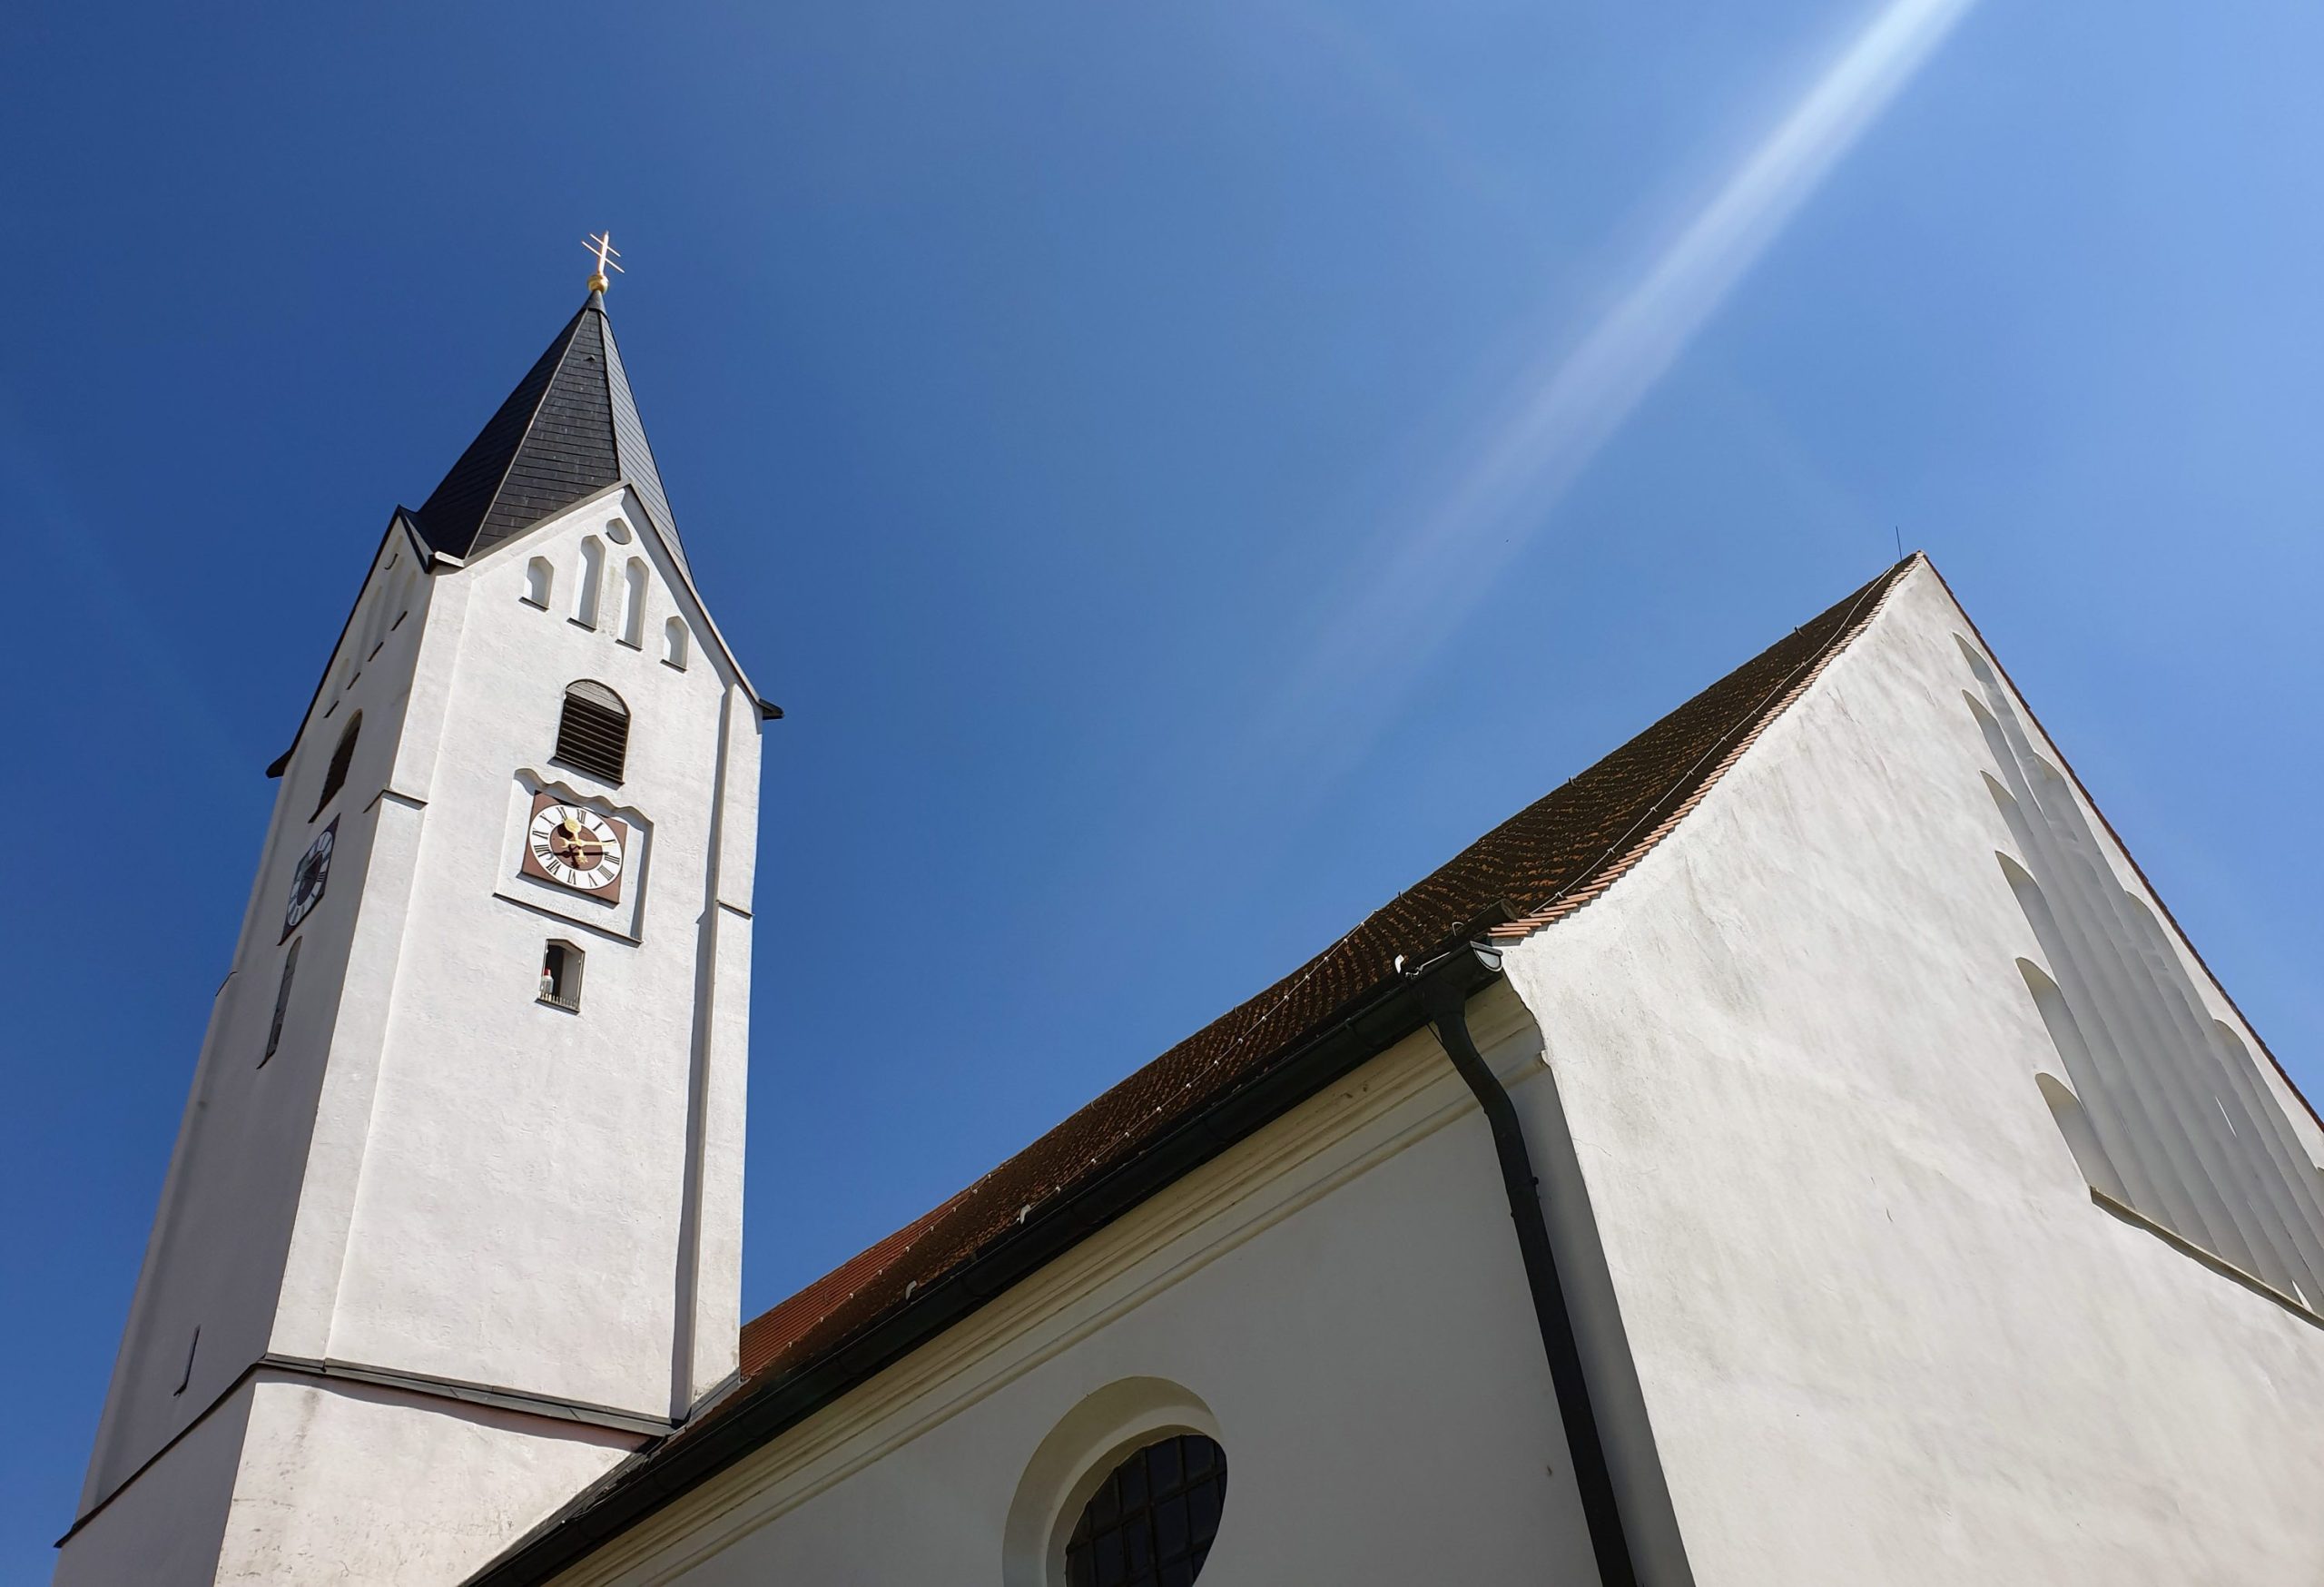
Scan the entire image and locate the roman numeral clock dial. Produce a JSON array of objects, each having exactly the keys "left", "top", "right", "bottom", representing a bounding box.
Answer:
[{"left": 522, "top": 794, "right": 628, "bottom": 903}]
